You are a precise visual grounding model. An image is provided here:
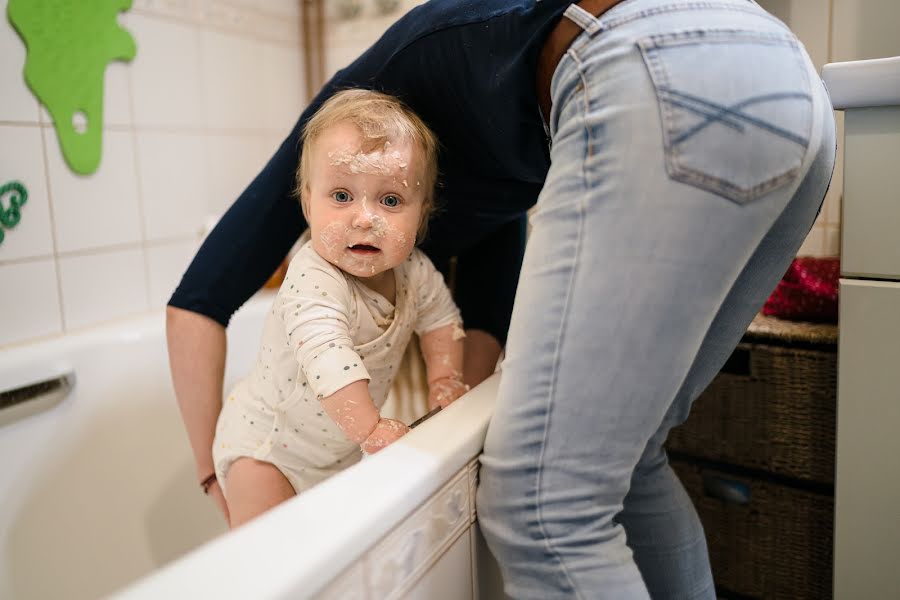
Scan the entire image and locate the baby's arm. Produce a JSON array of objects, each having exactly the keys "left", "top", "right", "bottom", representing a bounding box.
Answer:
[
  {"left": 320, "top": 380, "right": 409, "bottom": 454},
  {"left": 420, "top": 324, "right": 468, "bottom": 410},
  {"left": 280, "top": 247, "right": 408, "bottom": 454}
]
